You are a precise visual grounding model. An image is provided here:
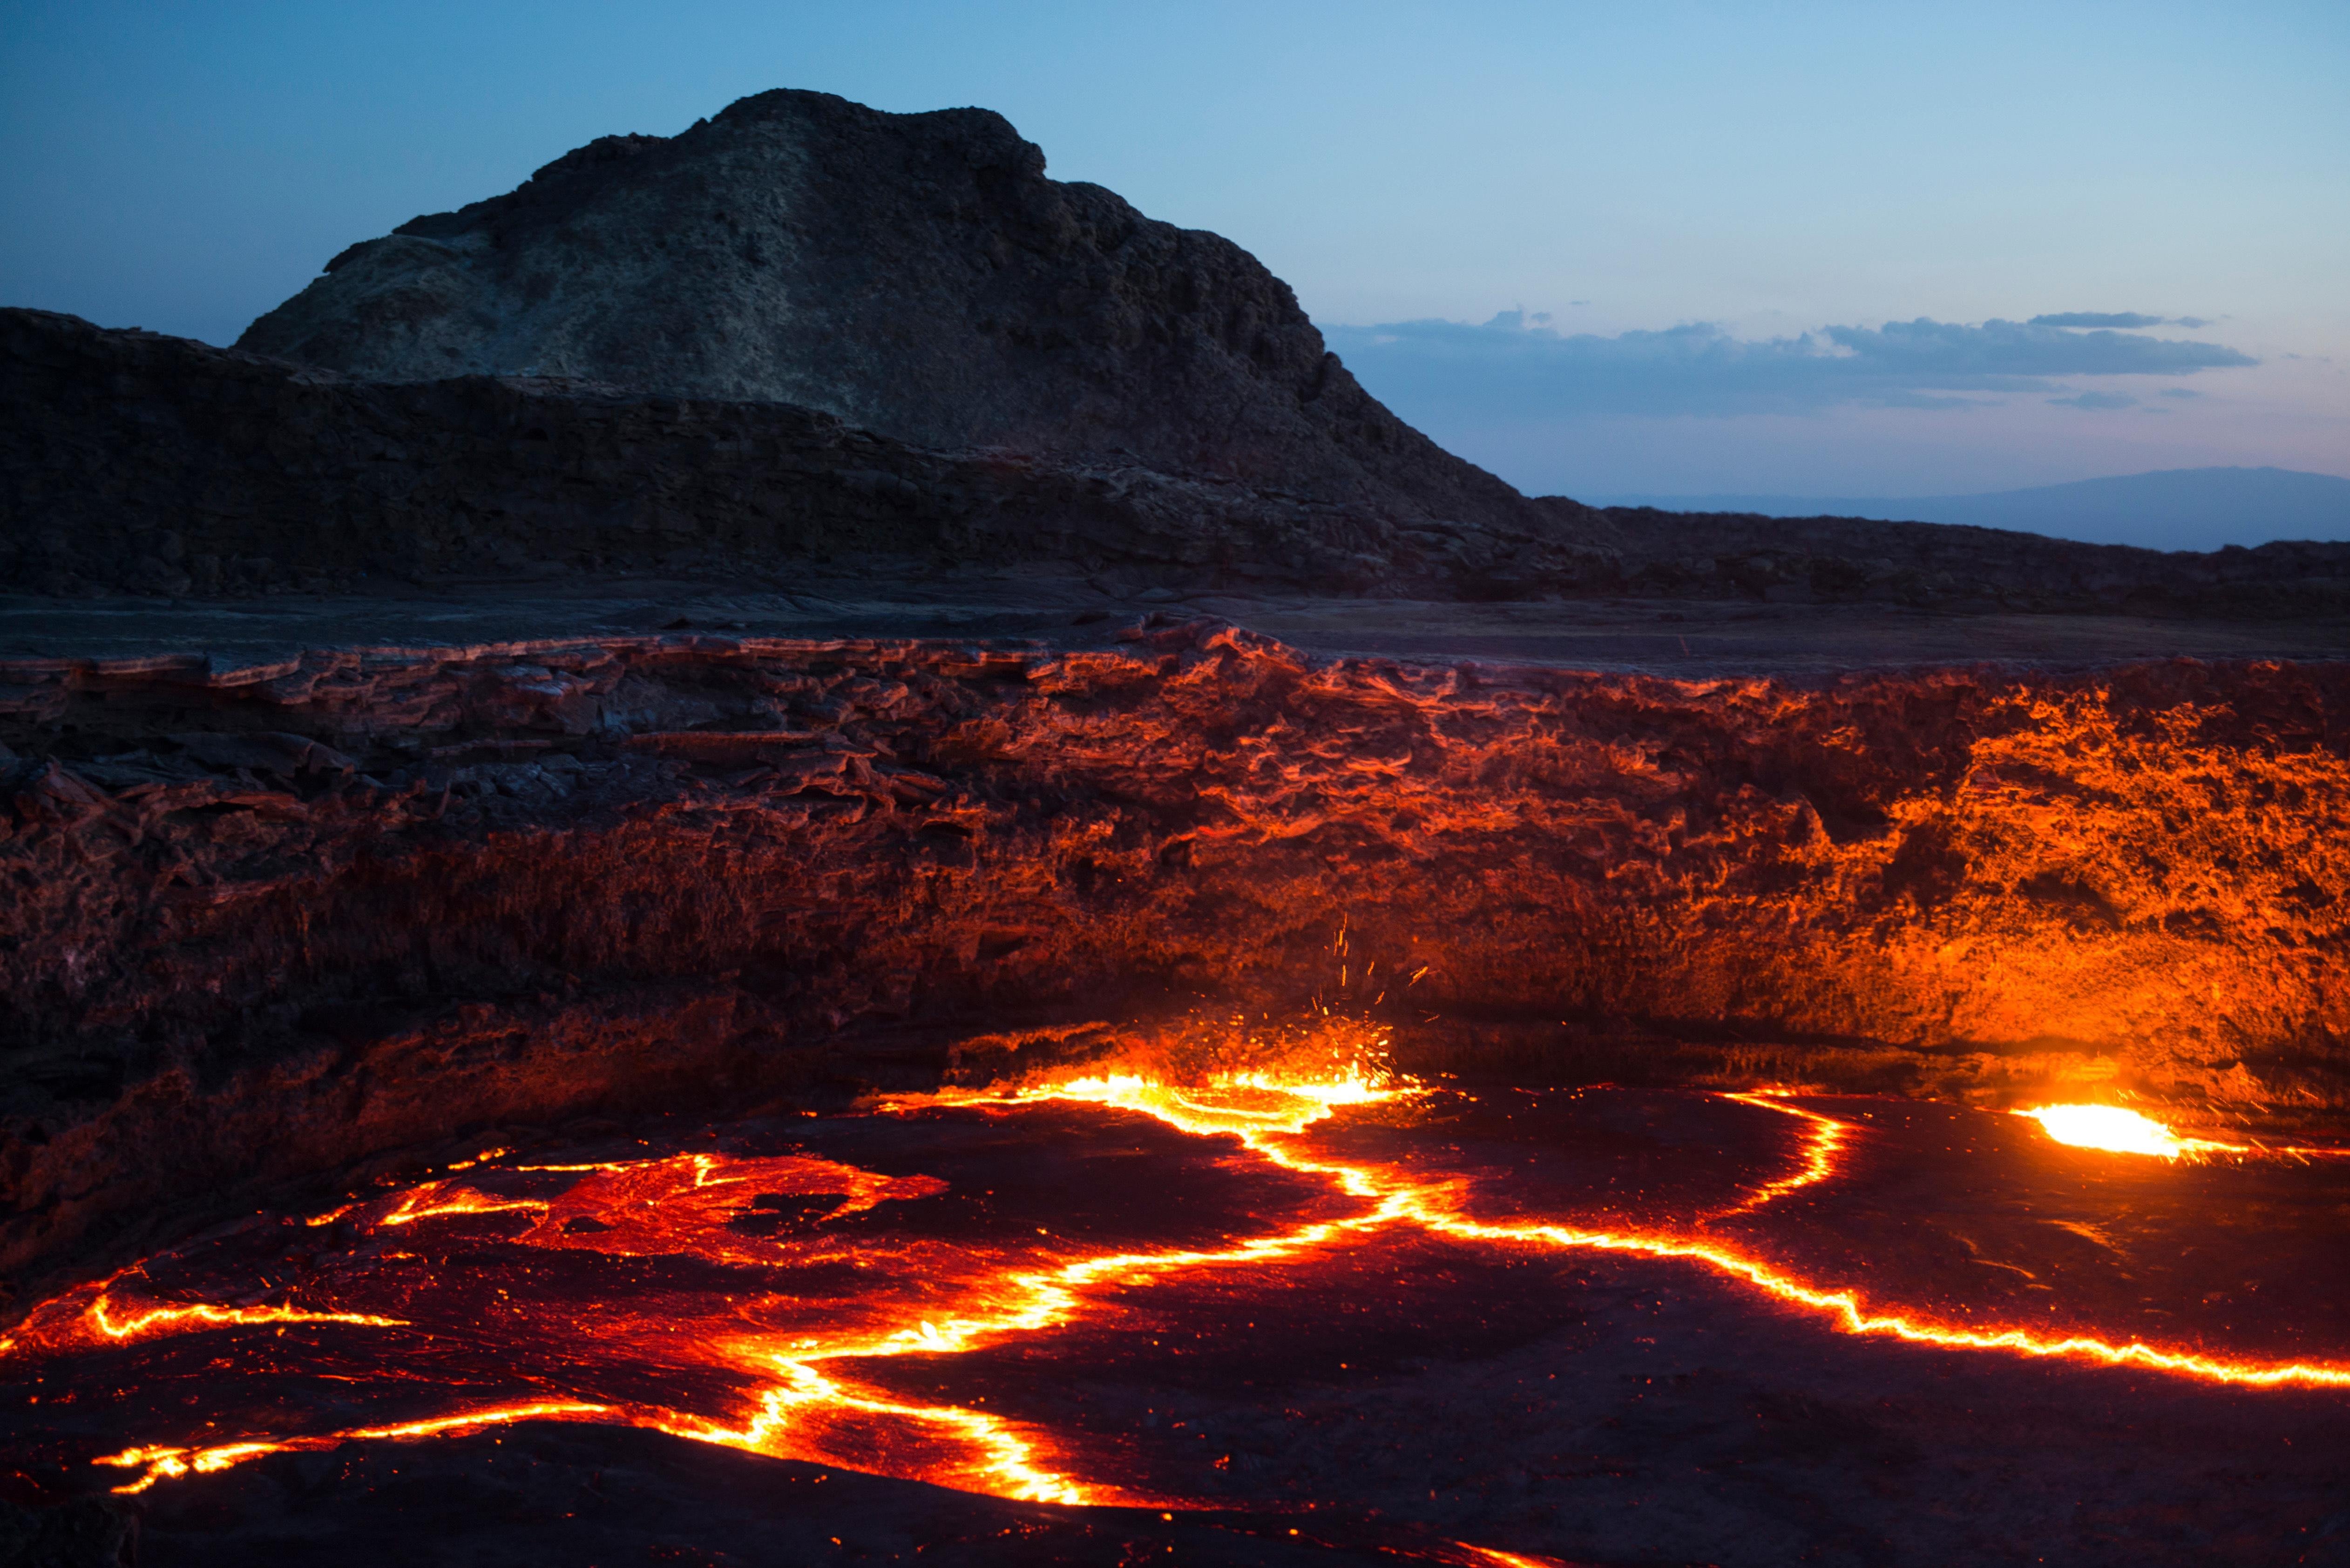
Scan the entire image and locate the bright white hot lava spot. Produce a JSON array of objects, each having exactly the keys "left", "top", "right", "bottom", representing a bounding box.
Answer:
[
  {"left": 2018, "top": 1101, "right": 2350, "bottom": 1162},
  {"left": 2018, "top": 1104, "right": 2194, "bottom": 1158}
]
